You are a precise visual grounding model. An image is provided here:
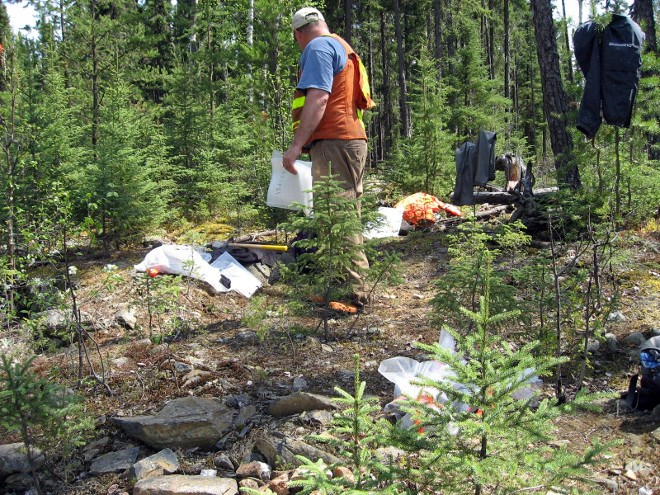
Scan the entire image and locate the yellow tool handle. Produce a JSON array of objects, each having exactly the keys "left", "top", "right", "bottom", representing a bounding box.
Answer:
[{"left": 228, "top": 242, "right": 289, "bottom": 252}]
